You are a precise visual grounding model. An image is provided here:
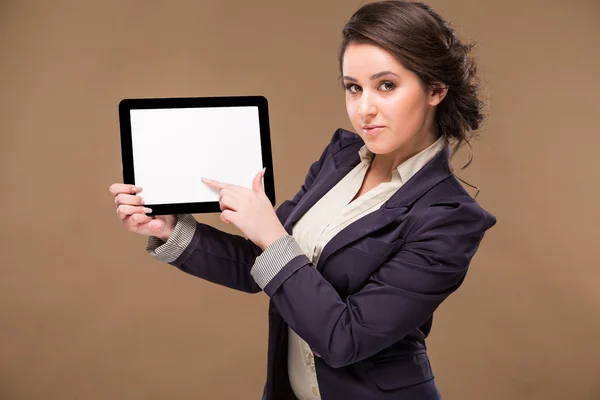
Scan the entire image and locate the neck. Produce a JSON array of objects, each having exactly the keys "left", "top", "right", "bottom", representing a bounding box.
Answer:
[{"left": 370, "top": 131, "right": 439, "bottom": 178}]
